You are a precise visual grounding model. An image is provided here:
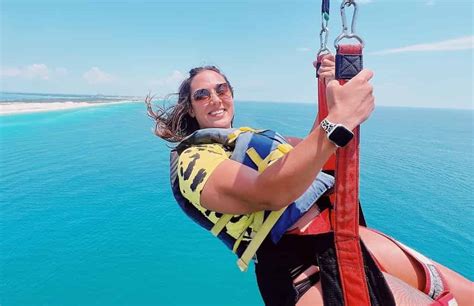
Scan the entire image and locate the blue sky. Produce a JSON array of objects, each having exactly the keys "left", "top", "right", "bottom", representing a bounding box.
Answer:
[{"left": 1, "top": 0, "right": 472, "bottom": 108}]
